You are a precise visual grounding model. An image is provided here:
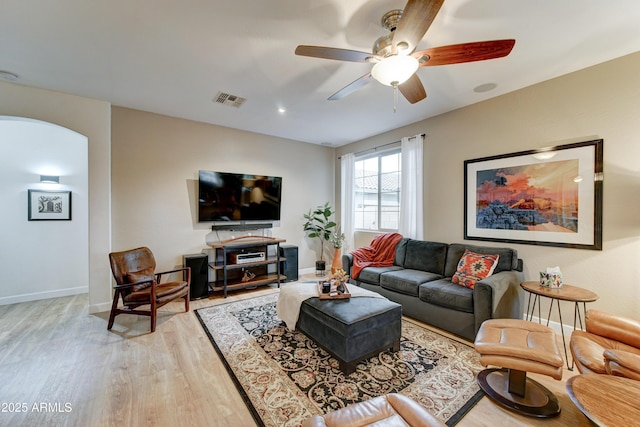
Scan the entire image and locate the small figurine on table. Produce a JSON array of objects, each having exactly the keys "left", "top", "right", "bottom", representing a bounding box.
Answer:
[{"left": 331, "top": 268, "right": 349, "bottom": 294}]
